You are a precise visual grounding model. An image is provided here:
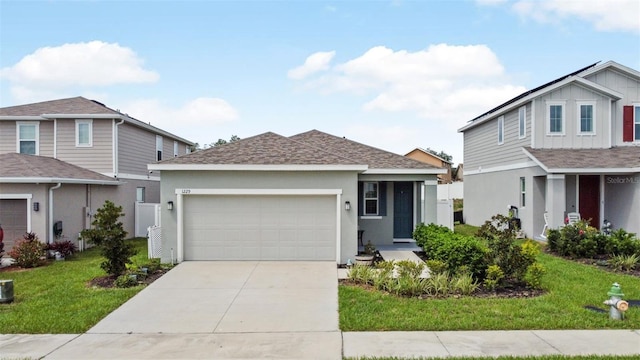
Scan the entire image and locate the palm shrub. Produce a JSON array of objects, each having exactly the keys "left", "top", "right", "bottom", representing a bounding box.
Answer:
[{"left": 81, "top": 200, "right": 137, "bottom": 277}]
